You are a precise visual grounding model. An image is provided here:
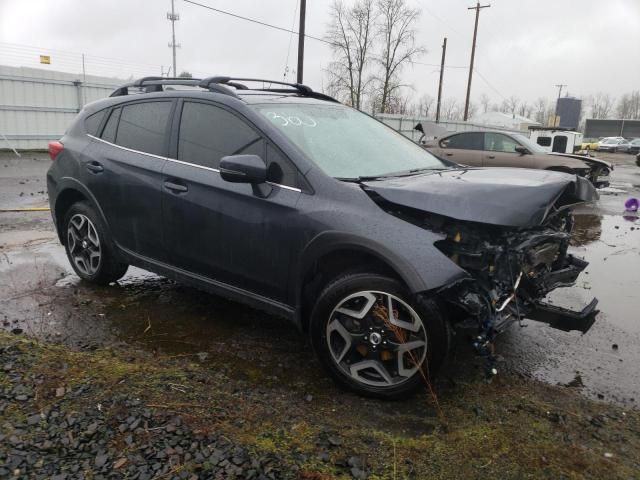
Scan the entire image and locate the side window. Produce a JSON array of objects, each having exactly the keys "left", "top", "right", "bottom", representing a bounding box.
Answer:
[
  {"left": 441, "top": 133, "right": 483, "bottom": 150},
  {"left": 85, "top": 110, "right": 106, "bottom": 136},
  {"left": 178, "top": 102, "right": 261, "bottom": 169},
  {"left": 101, "top": 108, "right": 121, "bottom": 143},
  {"left": 536, "top": 136, "right": 552, "bottom": 147},
  {"left": 485, "top": 133, "right": 519, "bottom": 153},
  {"left": 115, "top": 101, "right": 172, "bottom": 156}
]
